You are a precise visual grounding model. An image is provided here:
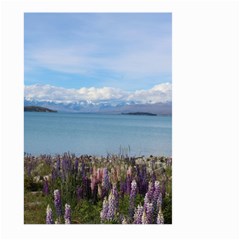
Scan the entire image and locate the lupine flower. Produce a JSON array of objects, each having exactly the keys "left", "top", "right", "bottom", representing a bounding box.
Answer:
[
  {"left": 103, "top": 168, "right": 110, "bottom": 188},
  {"left": 146, "top": 203, "right": 153, "bottom": 224},
  {"left": 46, "top": 205, "right": 54, "bottom": 224},
  {"left": 64, "top": 204, "right": 71, "bottom": 224},
  {"left": 129, "top": 180, "right": 137, "bottom": 219},
  {"left": 54, "top": 189, "right": 62, "bottom": 217},
  {"left": 153, "top": 181, "right": 161, "bottom": 203},
  {"left": 157, "top": 208, "right": 164, "bottom": 224},
  {"left": 141, "top": 210, "right": 147, "bottom": 224},
  {"left": 146, "top": 182, "right": 155, "bottom": 202},
  {"left": 143, "top": 193, "right": 150, "bottom": 210},
  {"left": 133, "top": 204, "right": 144, "bottom": 224},
  {"left": 100, "top": 197, "right": 109, "bottom": 222},
  {"left": 153, "top": 181, "right": 161, "bottom": 220},
  {"left": 107, "top": 192, "right": 116, "bottom": 220},
  {"left": 156, "top": 193, "right": 162, "bottom": 210}
]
